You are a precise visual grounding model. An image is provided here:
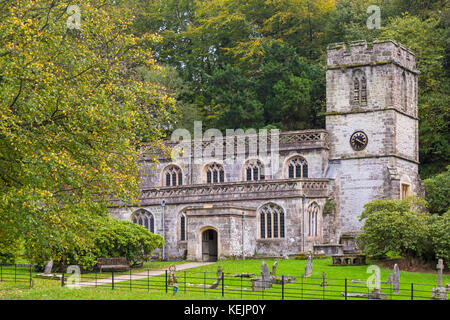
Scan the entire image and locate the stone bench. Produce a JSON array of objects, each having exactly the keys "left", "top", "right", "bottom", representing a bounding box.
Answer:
[{"left": 97, "top": 257, "right": 130, "bottom": 272}]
